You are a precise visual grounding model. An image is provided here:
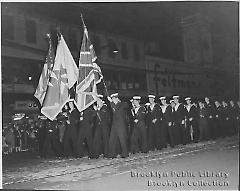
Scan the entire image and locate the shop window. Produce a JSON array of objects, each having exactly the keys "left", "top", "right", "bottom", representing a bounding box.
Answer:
[
  {"left": 111, "top": 71, "right": 120, "bottom": 90},
  {"left": 134, "top": 72, "right": 146, "bottom": 90},
  {"left": 133, "top": 44, "right": 140, "bottom": 61},
  {"left": 25, "top": 19, "right": 36, "bottom": 44},
  {"left": 2, "top": 15, "right": 14, "bottom": 40},
  {"left": 118, "top": 71, "right": 128, "bottom": 90},
  {"left": 121, "top": 42, "right": 128, "bottom": 59},
  {"left": 125, "top": 72, "right": 134, "bottom": 89}
]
